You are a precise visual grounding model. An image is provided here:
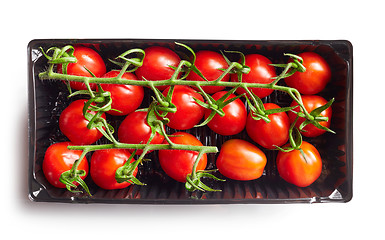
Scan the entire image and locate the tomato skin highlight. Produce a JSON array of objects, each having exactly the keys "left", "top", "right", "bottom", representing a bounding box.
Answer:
[
  {"left": 158, "top": 132, "right": 207, "bottom": 183},
  {"left": 216, "top": 139, "right": 267, "bottom": 181},
  {"left": 205, "top": 91, "right": 247, "bottom": 136},
  {"left": 42, "top": 142, "right": 89, "bottom": 188},
  {"left": 57, "top": 46, "right": 106, "bottom": 90},
  {"left": 288, "top": 95, "right": 332, "bottom": 137},
  {"left": 246, "top": 103, "right": 290, "bottom": 149},
  {"left": 117, "top": 111, "right": 165, "bottom": 155},
  {"left": 90, "top": 149, "right": 137, "bottom": 190},
  {"left": 162, "top": 85, "right": 205, "bottom": 130},
  {"left": 100, "top": 71, "right": 144, "bottom": 116},
  {"left": 276, "top": 141, "right": 322, "bottom": 187},
  {"left": 59, "top": 99, "right": 105, "bottom": 145},
  {"left": 231, "top": 54, "right": 276, "bottom": 98},
  {"left": 135, "top": 46, "right": 181, "bottom": 90},
  {"left": 186, "top": 50, "right": 229, "bottom": 94},
  {"left": 284, "top": 52, "right": 331, "bottom": 95}
]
